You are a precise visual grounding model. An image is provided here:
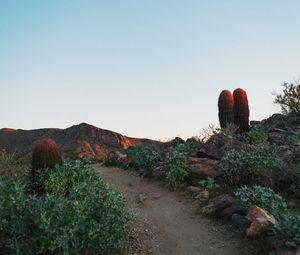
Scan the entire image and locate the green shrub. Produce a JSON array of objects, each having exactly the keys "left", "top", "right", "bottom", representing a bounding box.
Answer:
[
  {"left": 184, "top": 137, "right": 204, "bottom": 155},
  {"left": 240, "top": 130, "right": 268, "bottom": 144},
  {"left": 220, "top": 149, "right": 281, "bottom": 187},
  {"left": 199, "top": 177, "right": 219, "bottom": 191},
  {"left": 274, "top": 215, "right": 300, "bottom": 245},
  {"left": 125, "top": 146, "right": 160, "bottom": 176},
  {"left": 235, "top": 186, "right": 287, "bottom": 218},
  {"left": 0, "top": 161, "right": 132, "bottom": 254},
  {"left": 36, "top": 160, "right": 98, "bottom": 195},
  {"left": 165, "top": 144, "right": 188, "bottom": 189}
]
